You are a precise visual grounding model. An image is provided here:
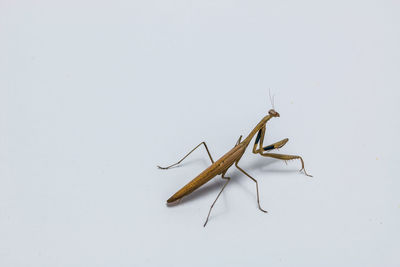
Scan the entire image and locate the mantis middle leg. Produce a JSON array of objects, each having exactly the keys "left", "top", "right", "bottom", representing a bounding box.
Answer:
[{"left": 235, "top": 160, "right": 267, "bottom": 213}]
